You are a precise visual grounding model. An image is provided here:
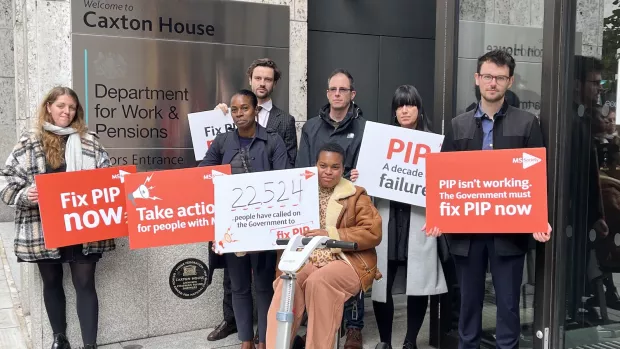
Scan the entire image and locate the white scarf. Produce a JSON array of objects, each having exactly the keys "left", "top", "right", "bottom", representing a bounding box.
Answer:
[{"left": 42, "top": 122, "right": 83, "bottom": 172}]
